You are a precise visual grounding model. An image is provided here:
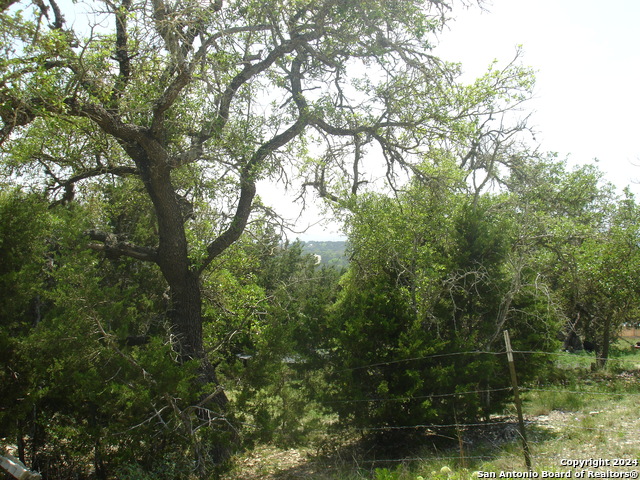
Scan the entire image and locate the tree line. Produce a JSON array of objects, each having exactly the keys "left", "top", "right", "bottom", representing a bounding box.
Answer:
[
  {"left": 3, "top": 155, "right": 639, "bottom": 479},
  {"left": 1, "top": 0, "right": 639, "bottom": 478}
]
